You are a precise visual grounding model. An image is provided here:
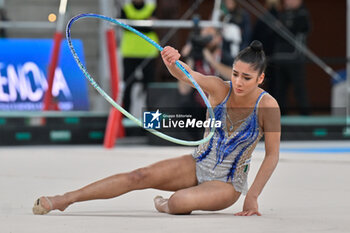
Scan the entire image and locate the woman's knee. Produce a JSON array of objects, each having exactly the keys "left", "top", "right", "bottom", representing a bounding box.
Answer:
[{"left": 128, "top": 167, "right": 151, "bottom": 188}]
